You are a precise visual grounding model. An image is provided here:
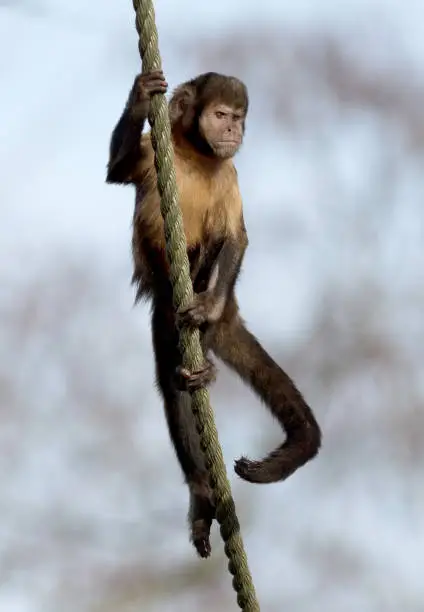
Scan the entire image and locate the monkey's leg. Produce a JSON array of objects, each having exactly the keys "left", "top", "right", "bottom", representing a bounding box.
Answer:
[
  {"left": 188, "top": 475, "right": 215, "bottom": 559},
  {"left": 152, "top": 306, "right": 215, "bottom": 557},
  {"left": 162, "top": 388, "right": 215, "bottom": 558},
  {"left": 211, "top": 314, "right": 322, "bottom": 484}
]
